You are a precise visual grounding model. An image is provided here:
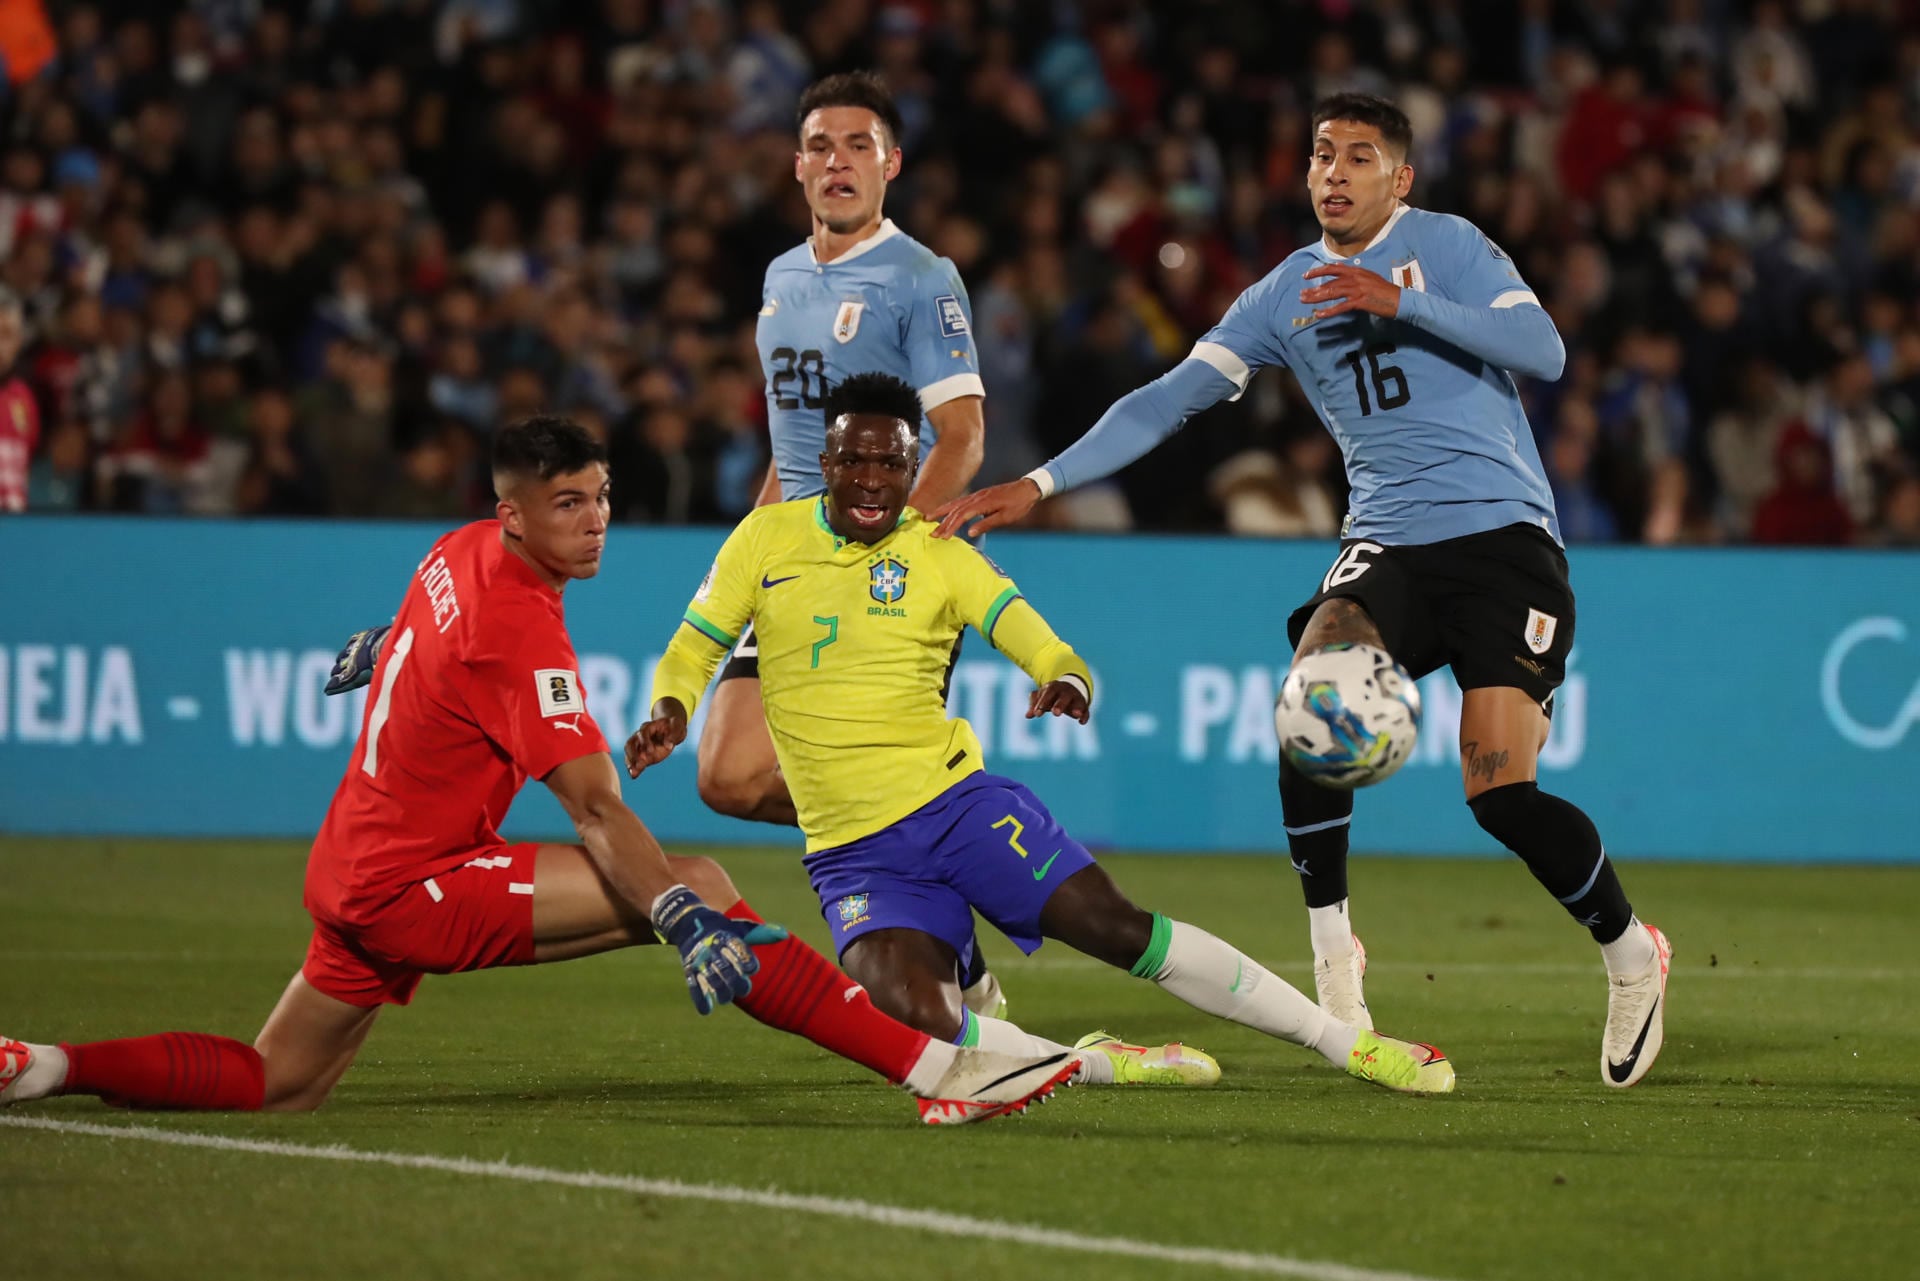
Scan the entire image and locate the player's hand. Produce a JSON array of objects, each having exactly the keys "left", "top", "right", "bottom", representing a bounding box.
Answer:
[
  {"left": 1300, "top": 263, "right": 1401, "bottom": 322},
  {"left": 650, "top": 884, "right": 789, "bottom": 1015},
  {"left": 1027, "top": 678, "right": 1090, "bottom": 724},
  {"left": 624, "top": 700, "right": 689, "bottom": 777},
  {"left": 324, "top": 623, "right": 391, "bottom": 696},
  {"left": 930, "top": 478, "right": 1042, "bottom": 539}
]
